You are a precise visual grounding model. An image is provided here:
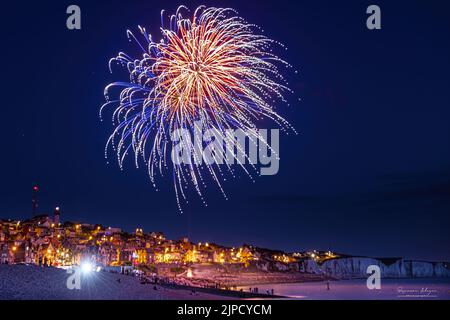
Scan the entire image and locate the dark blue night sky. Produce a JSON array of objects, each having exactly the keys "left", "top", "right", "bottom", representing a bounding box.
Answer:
[{"left": 1, "top": 0, "right": 449, "bottom": 261}]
